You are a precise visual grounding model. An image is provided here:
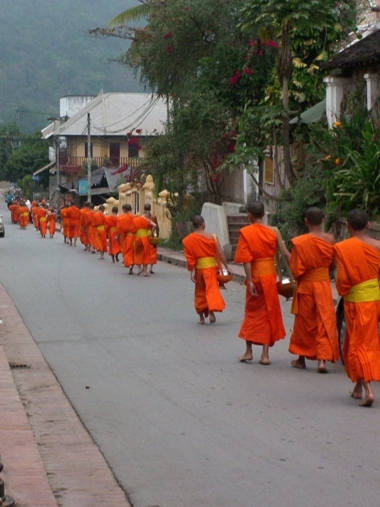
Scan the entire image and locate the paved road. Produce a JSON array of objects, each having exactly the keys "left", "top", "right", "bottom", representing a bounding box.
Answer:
[{"left": 0, "top": 199, "right": 379, "bottom": 507}]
